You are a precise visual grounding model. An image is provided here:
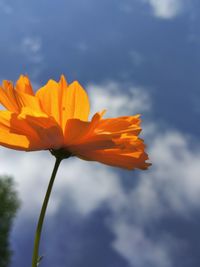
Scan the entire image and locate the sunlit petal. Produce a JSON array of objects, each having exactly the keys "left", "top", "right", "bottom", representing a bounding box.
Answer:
[
  {"left": 0, "top": 80, "right": 41, "bottom": 113},
  {"left": 65, "top": 113, "right": 150, "bottom": 170},
  {"left": 36, "top": 75, "right": 90, "bottom": 130},
  {"left": 0, "top": 81, "right": 19, "bottom": 112},
  {"left": 0, "top": 75, "right": 150, "bottom": 170},
  {"left": 64, "top": 111, "right": 104, "bottom": 145},
  {"left": 15, "top": 75, "right": 34, "bottom": 95},
  {"left": 76, "top": 148, "right": 150, "bottom": 170},
  {"left": 0, "top": 109, "right": 63, "bottom": 151},
  {"left": 36, "top": 79, "right": 61, "bottom": 124},
  {"left": 19, "top": 107, "right": 64, "bottom": 150},
  {"left": 62, "top": 80, "right": 90, "bottom": 121}
]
